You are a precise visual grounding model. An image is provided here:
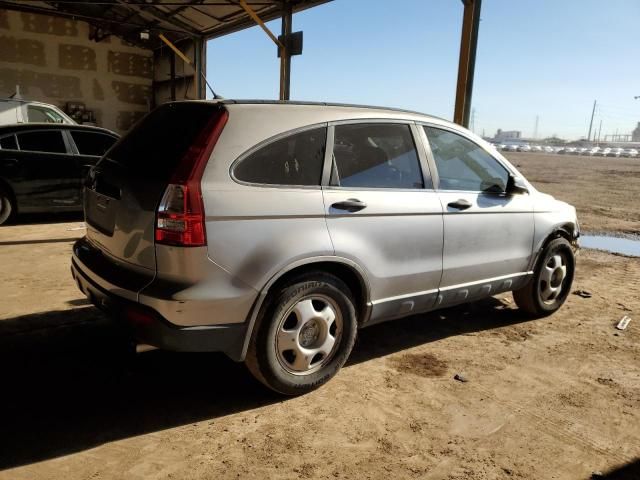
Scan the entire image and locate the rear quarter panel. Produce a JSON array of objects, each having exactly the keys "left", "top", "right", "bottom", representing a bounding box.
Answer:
[{"left": 202, "top": 186, "right": 333, "bottom": 291}]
